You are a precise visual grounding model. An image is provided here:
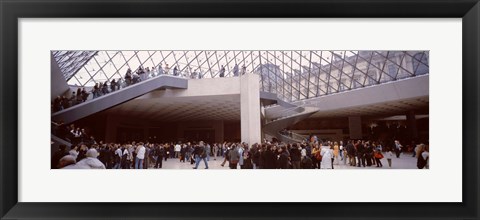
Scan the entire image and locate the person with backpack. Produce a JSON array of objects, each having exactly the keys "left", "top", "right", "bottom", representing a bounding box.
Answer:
[
  {"left": 113, "top": 145, "right": 122, "bottom": 169},
  {"left": 374, "top": 149, "right": 384, "bottom": 167},
  {"left": 312, "top": 145, "right": 321, "bottom": 169},
  {"left": 365, "top": 142, "right": 374, "bottom": 167},
  {"left": 154, "top": 145, "right": 164, "bottom": 168},
  {"left": 394, "top": 140, "right": 403, "bottom": 158}
]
